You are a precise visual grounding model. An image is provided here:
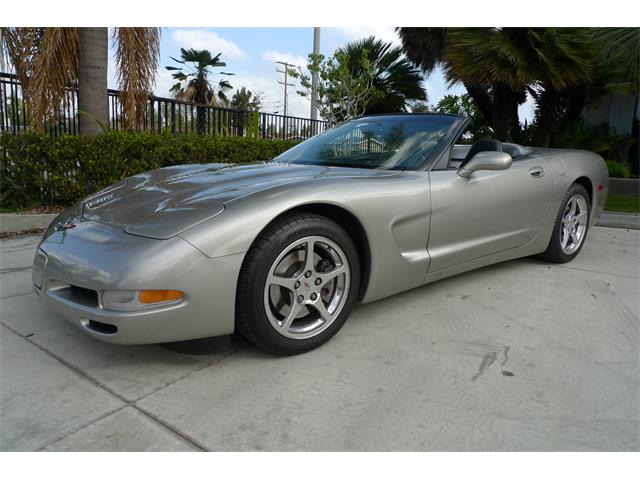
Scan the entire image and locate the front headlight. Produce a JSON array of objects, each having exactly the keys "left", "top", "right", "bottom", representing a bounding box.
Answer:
[{"left": 102, "top": 290, "right": 184, "bottom": 311}]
